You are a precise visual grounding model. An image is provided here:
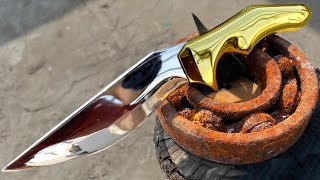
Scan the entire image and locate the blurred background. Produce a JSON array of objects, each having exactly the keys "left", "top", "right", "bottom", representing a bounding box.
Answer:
[{"left": 0, "top": 0, "right": 319, "bottom": 179}]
